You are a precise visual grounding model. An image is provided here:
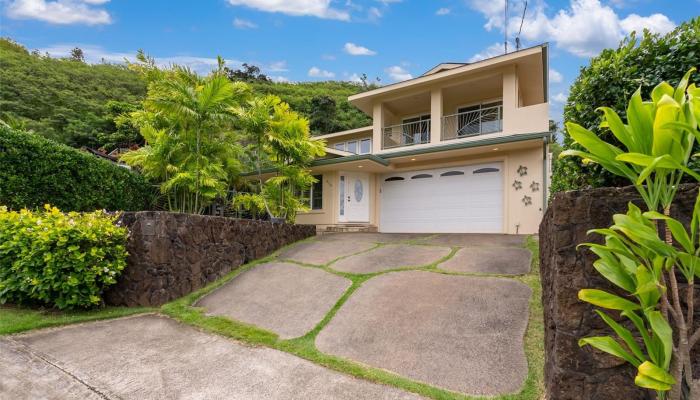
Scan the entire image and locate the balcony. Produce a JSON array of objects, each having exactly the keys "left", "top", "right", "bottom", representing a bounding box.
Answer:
[
  {"left": 441, "top": 105, "right": 502, "bottom": 141},
  {"left": 382, "top": 119, "right": 431, "bottom": 149}
]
